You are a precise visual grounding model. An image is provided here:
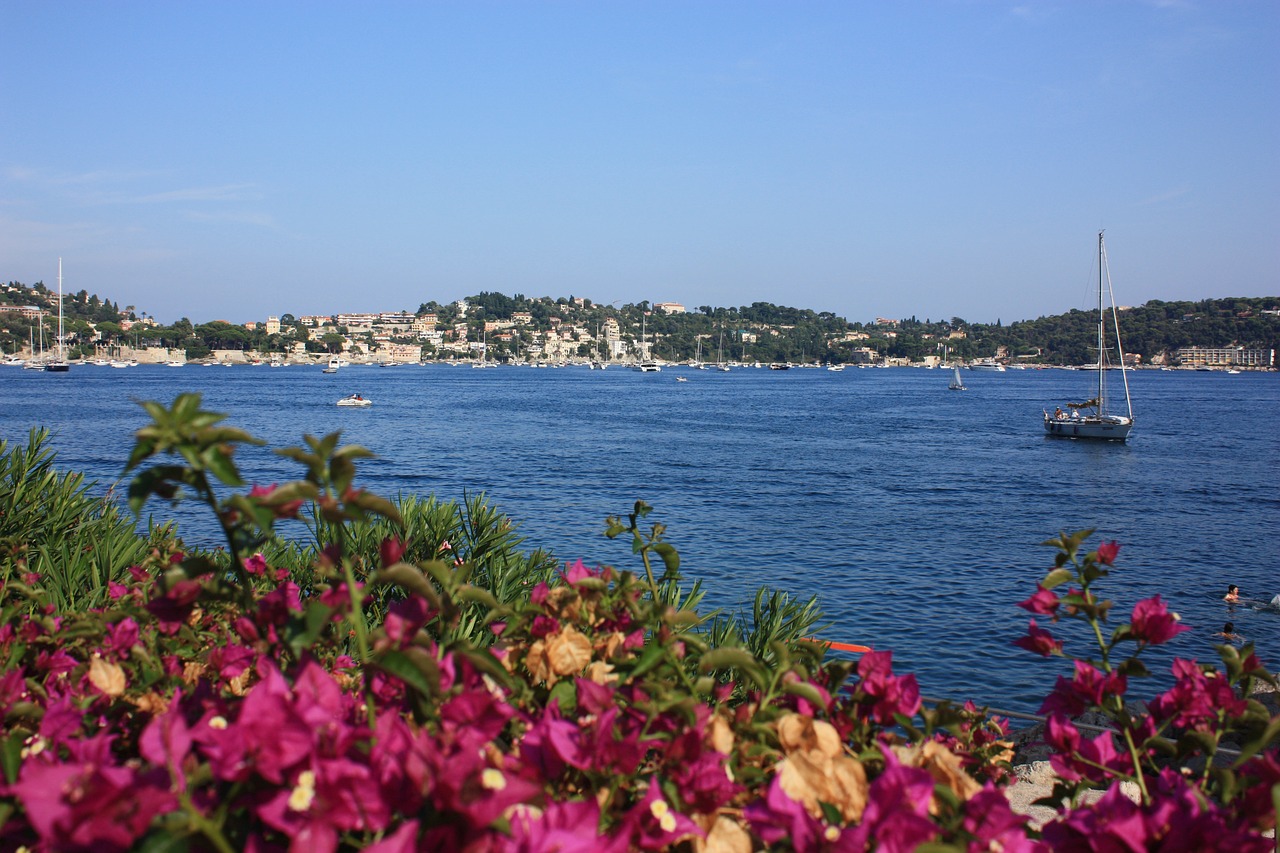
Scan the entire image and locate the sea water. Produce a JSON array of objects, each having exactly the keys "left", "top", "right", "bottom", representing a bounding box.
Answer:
[{"left": 3, "top": 363, "right": 1277, "bottom": 714}]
